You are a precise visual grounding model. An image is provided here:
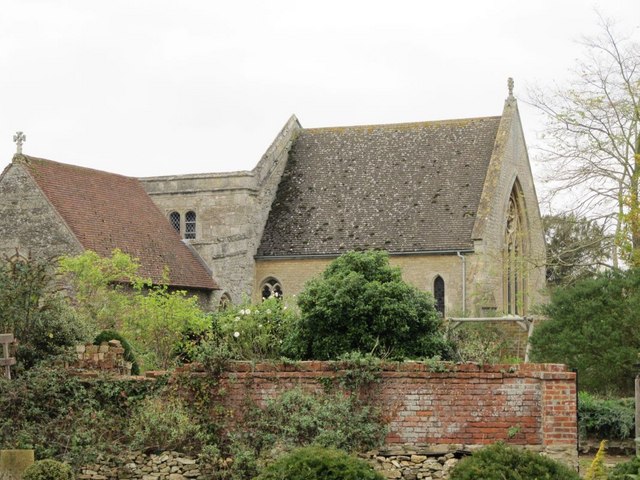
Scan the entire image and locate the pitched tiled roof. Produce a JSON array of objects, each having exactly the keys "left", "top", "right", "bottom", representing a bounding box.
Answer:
[
  {"left": 257, "top": 116, "right": 501, "bottom": 256},
  {"left": 20, "top": 155, "right": 217, "bottom": 290}
]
